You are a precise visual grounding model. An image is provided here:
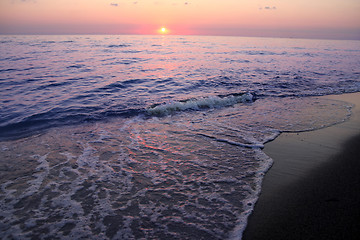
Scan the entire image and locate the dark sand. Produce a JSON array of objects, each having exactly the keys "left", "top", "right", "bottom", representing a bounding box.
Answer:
[{"left": 243, "top": 93, "right": 360, "bottom": 240}]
